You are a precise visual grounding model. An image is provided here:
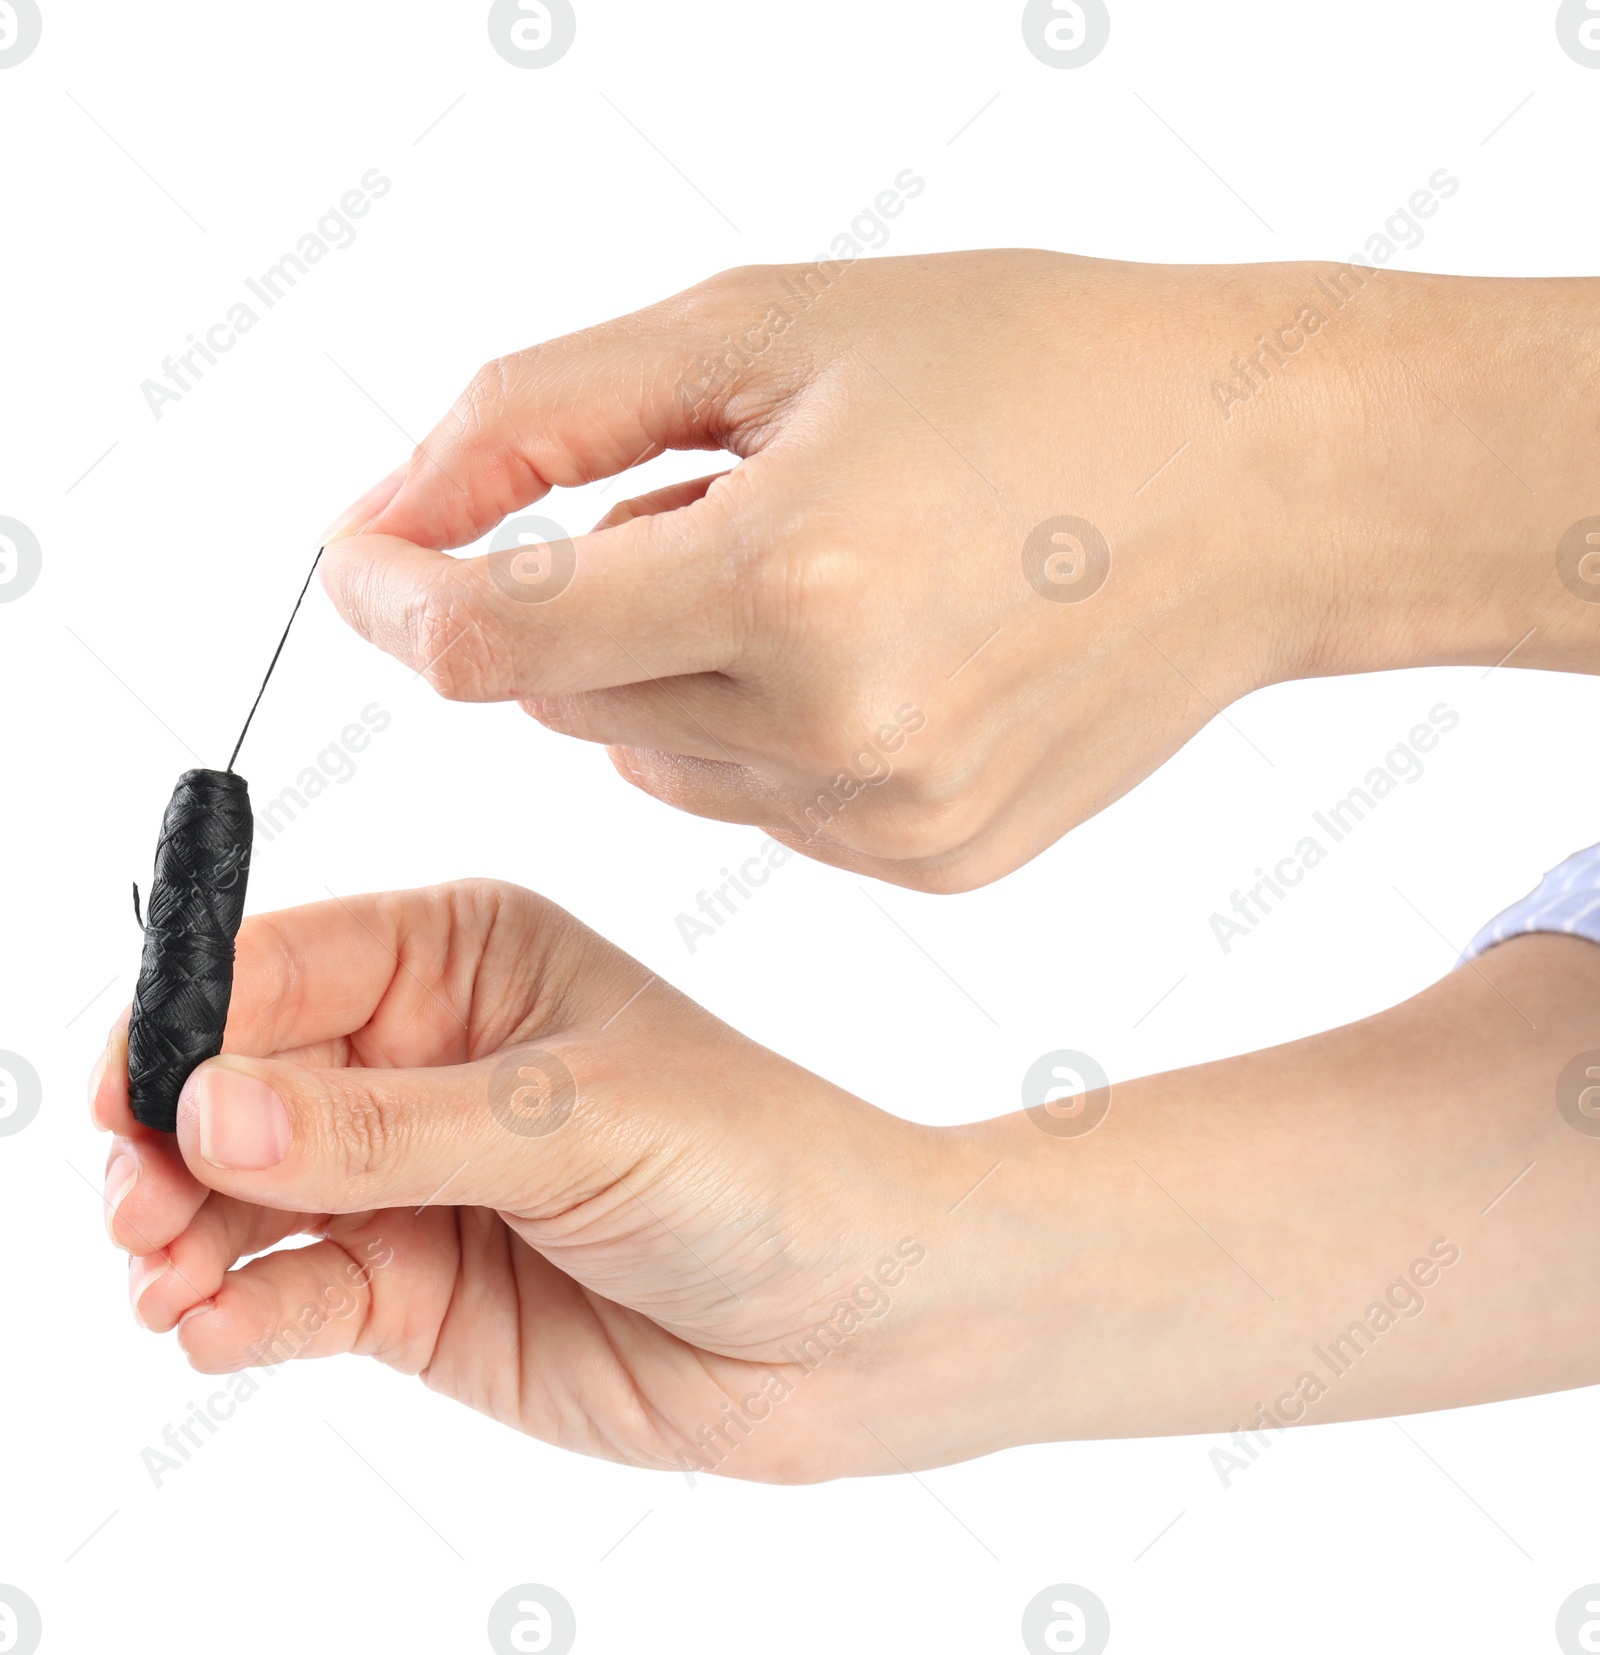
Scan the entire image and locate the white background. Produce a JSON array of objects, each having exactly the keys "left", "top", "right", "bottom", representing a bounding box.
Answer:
[{"left": 3, "top": 2, "right": 1600, "bottom": 1650}]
